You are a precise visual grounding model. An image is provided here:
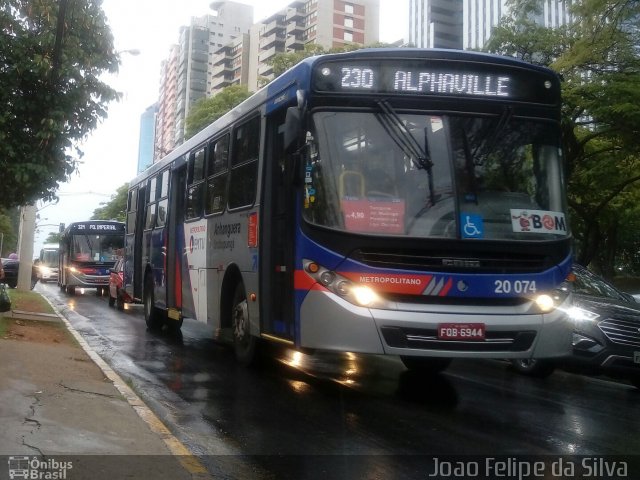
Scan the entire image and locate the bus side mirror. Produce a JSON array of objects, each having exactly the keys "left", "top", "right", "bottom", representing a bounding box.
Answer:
[{"left": 284, "top": 107, "right": 302, "bottom": 154}]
